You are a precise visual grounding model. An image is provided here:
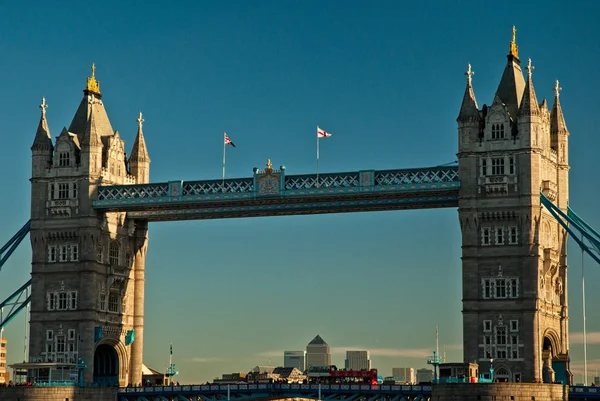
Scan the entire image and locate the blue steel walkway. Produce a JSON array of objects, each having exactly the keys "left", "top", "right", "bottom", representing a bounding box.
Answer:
[{"left": 93, "top": 164, "right": 460, "bottom": 221}]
